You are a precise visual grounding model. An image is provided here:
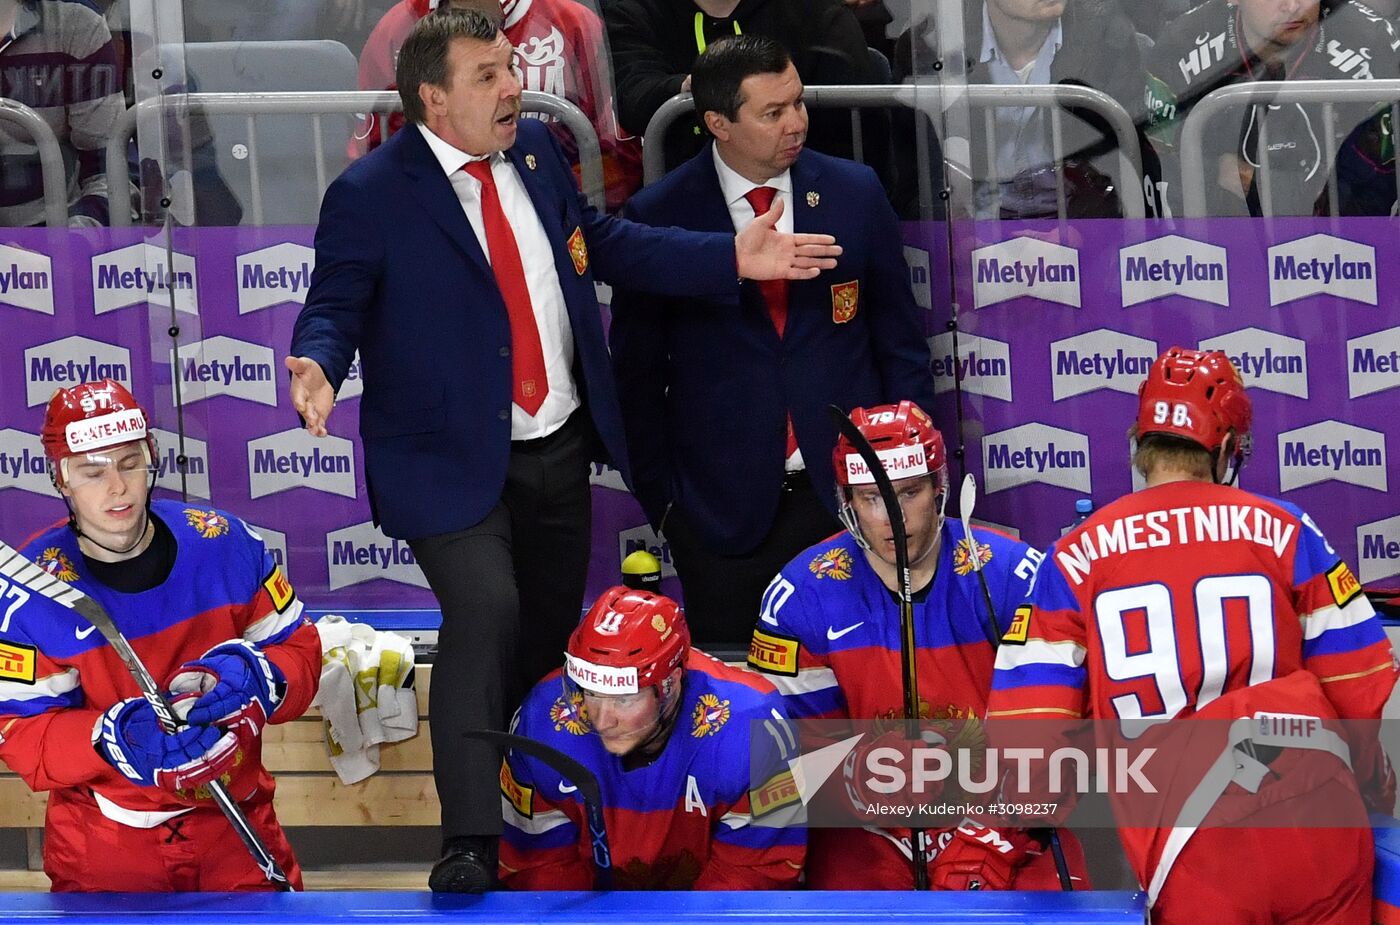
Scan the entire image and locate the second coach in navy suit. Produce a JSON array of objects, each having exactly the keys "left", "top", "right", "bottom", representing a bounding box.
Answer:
[
  {"left": 610, "top": 35, "right": 936, "bottom": 645},
  {"left": 285, "top": 10, "right": 838, "bottom": 893}
]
